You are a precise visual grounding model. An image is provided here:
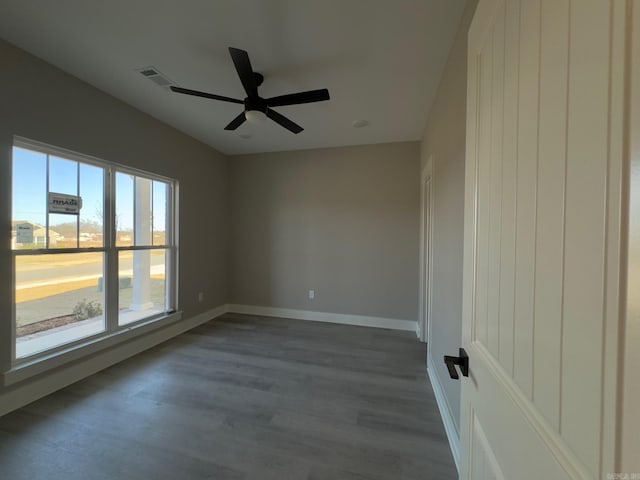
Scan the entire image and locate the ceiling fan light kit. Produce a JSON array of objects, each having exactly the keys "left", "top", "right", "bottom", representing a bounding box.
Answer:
[
  {"left": 245, "top": 110, "right": 267, "bottom": 124},
  {"left": 170, "top": 47, "right": 330, "bottom": 134}
]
